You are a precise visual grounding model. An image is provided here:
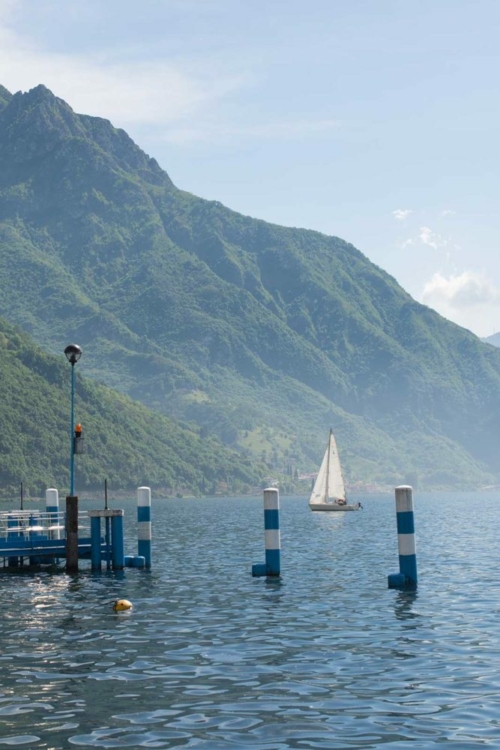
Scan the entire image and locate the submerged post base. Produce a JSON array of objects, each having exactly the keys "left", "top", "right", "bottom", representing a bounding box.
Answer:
[
  {"left": 252, "top": 562, "right": 280, "bottom": 578},
  {"left": 388, "top": 572, "right": 417, "bottom": 590},
  {"left": 252, "top": 563, "right": 267, "bottom": 577},
  {"left": 125, "top": 555, "right": 146, "bottom": 568}
]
